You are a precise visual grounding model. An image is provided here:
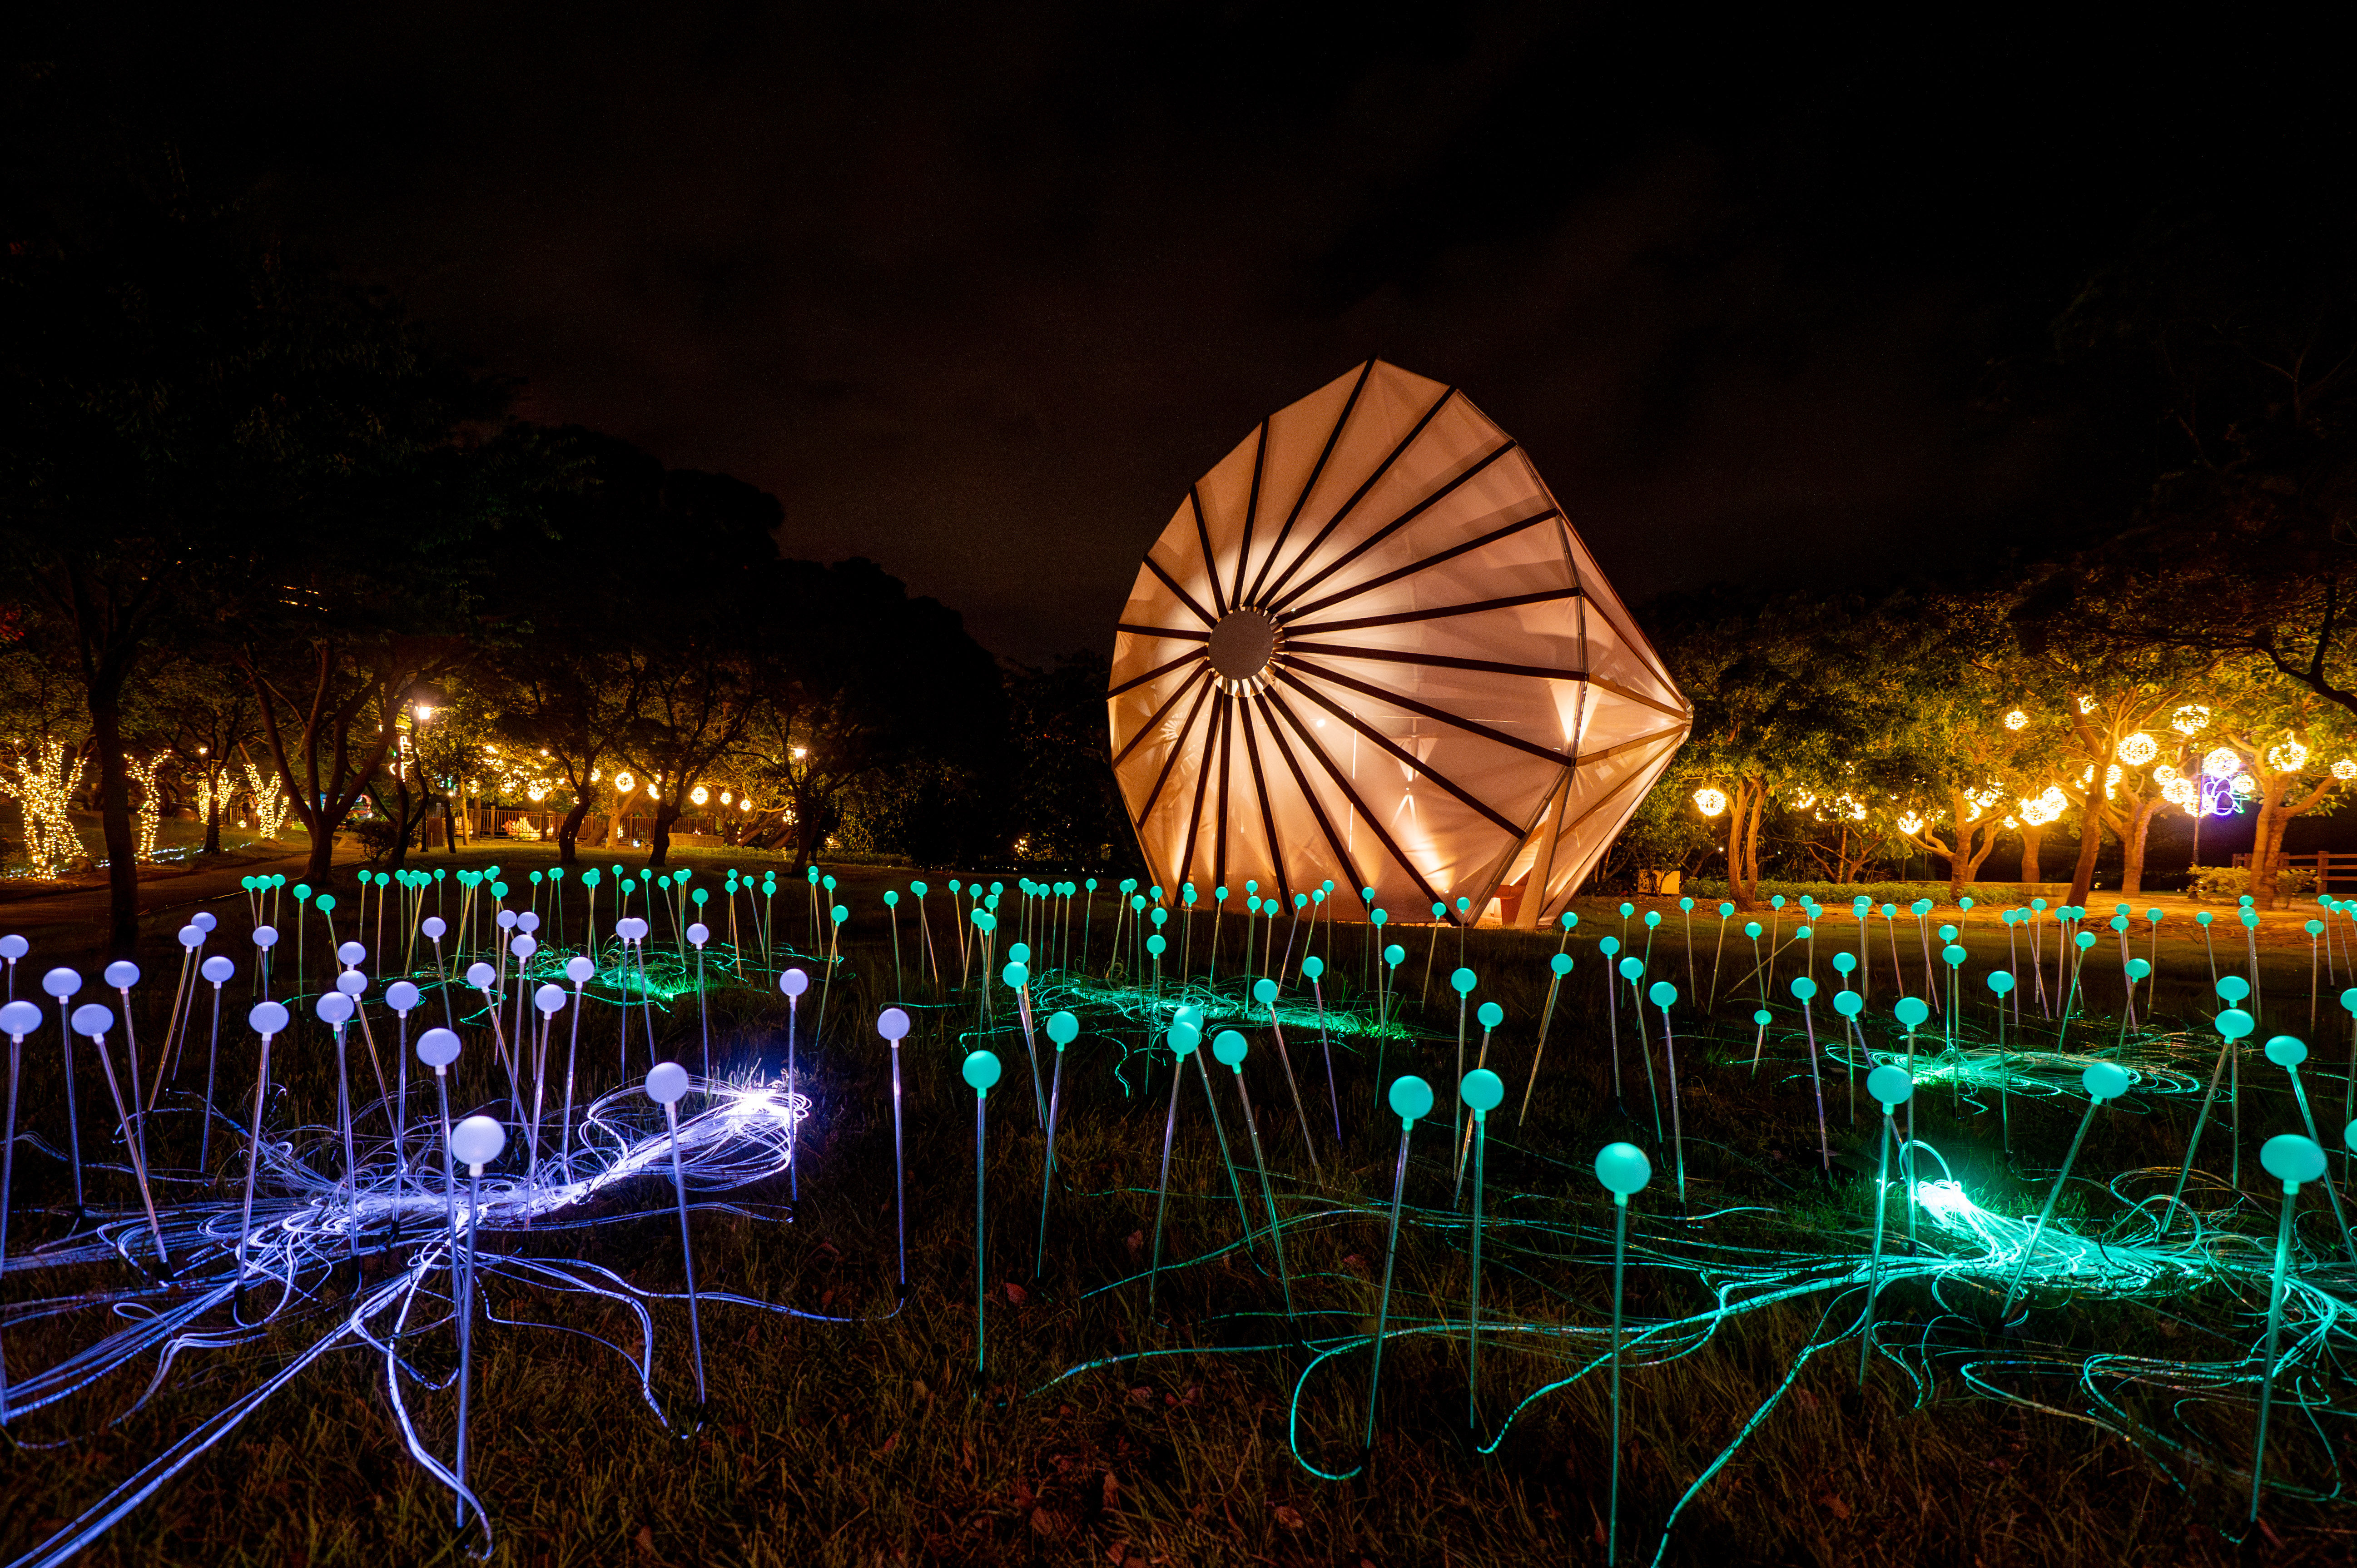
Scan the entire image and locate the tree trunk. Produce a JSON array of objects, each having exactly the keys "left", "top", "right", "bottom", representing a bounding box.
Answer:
[
  {"left": 556, "top": 795, "right": 593, "bottom": 865},
  {"left": 306, "top": 816, "right": 336, "bottom": 887},
  {"left": 650, "top": 799, "right": 683, "bottom": 866},
  {"left": 387, "top": 777, "right": 412, "bottom": 875},
  {"left": 2018, "top": 823, "right": 2044, "bottom": 884},
  {"left": 442, "top": 794, "right": 460, "bottom": 856},
  {"left": 203, "top": 780, "right": 223, "bottom": 855},
  {"left": 90, "top": 691, "right": 139, "bottom": 958},
  {"left": 2119, "top": 802, "right": 2157, "bottom": 897},
  {"left": 2248, "top": 790, "right": 2282, "bottom": 910},
  {"left": 2066, "top": 810, "right": 2102, "bottom": 908}
]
